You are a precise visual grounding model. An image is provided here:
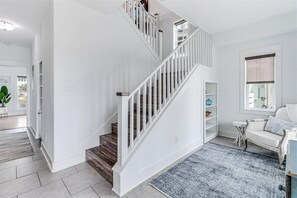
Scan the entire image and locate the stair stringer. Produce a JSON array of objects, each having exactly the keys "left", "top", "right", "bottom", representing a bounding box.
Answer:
[{"left": 112, "top": 64, "right": 204, "bottom": 196}]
